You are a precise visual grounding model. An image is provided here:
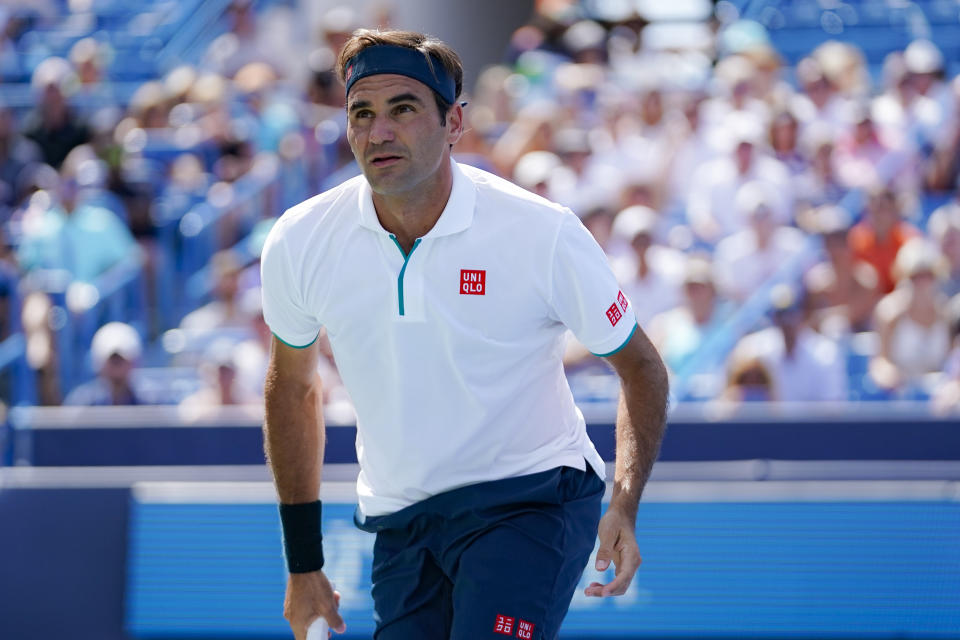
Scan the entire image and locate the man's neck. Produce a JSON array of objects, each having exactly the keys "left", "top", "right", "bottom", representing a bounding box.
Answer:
[{"left": 372, "top": 161, "right": 454, "bottom": 254}]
